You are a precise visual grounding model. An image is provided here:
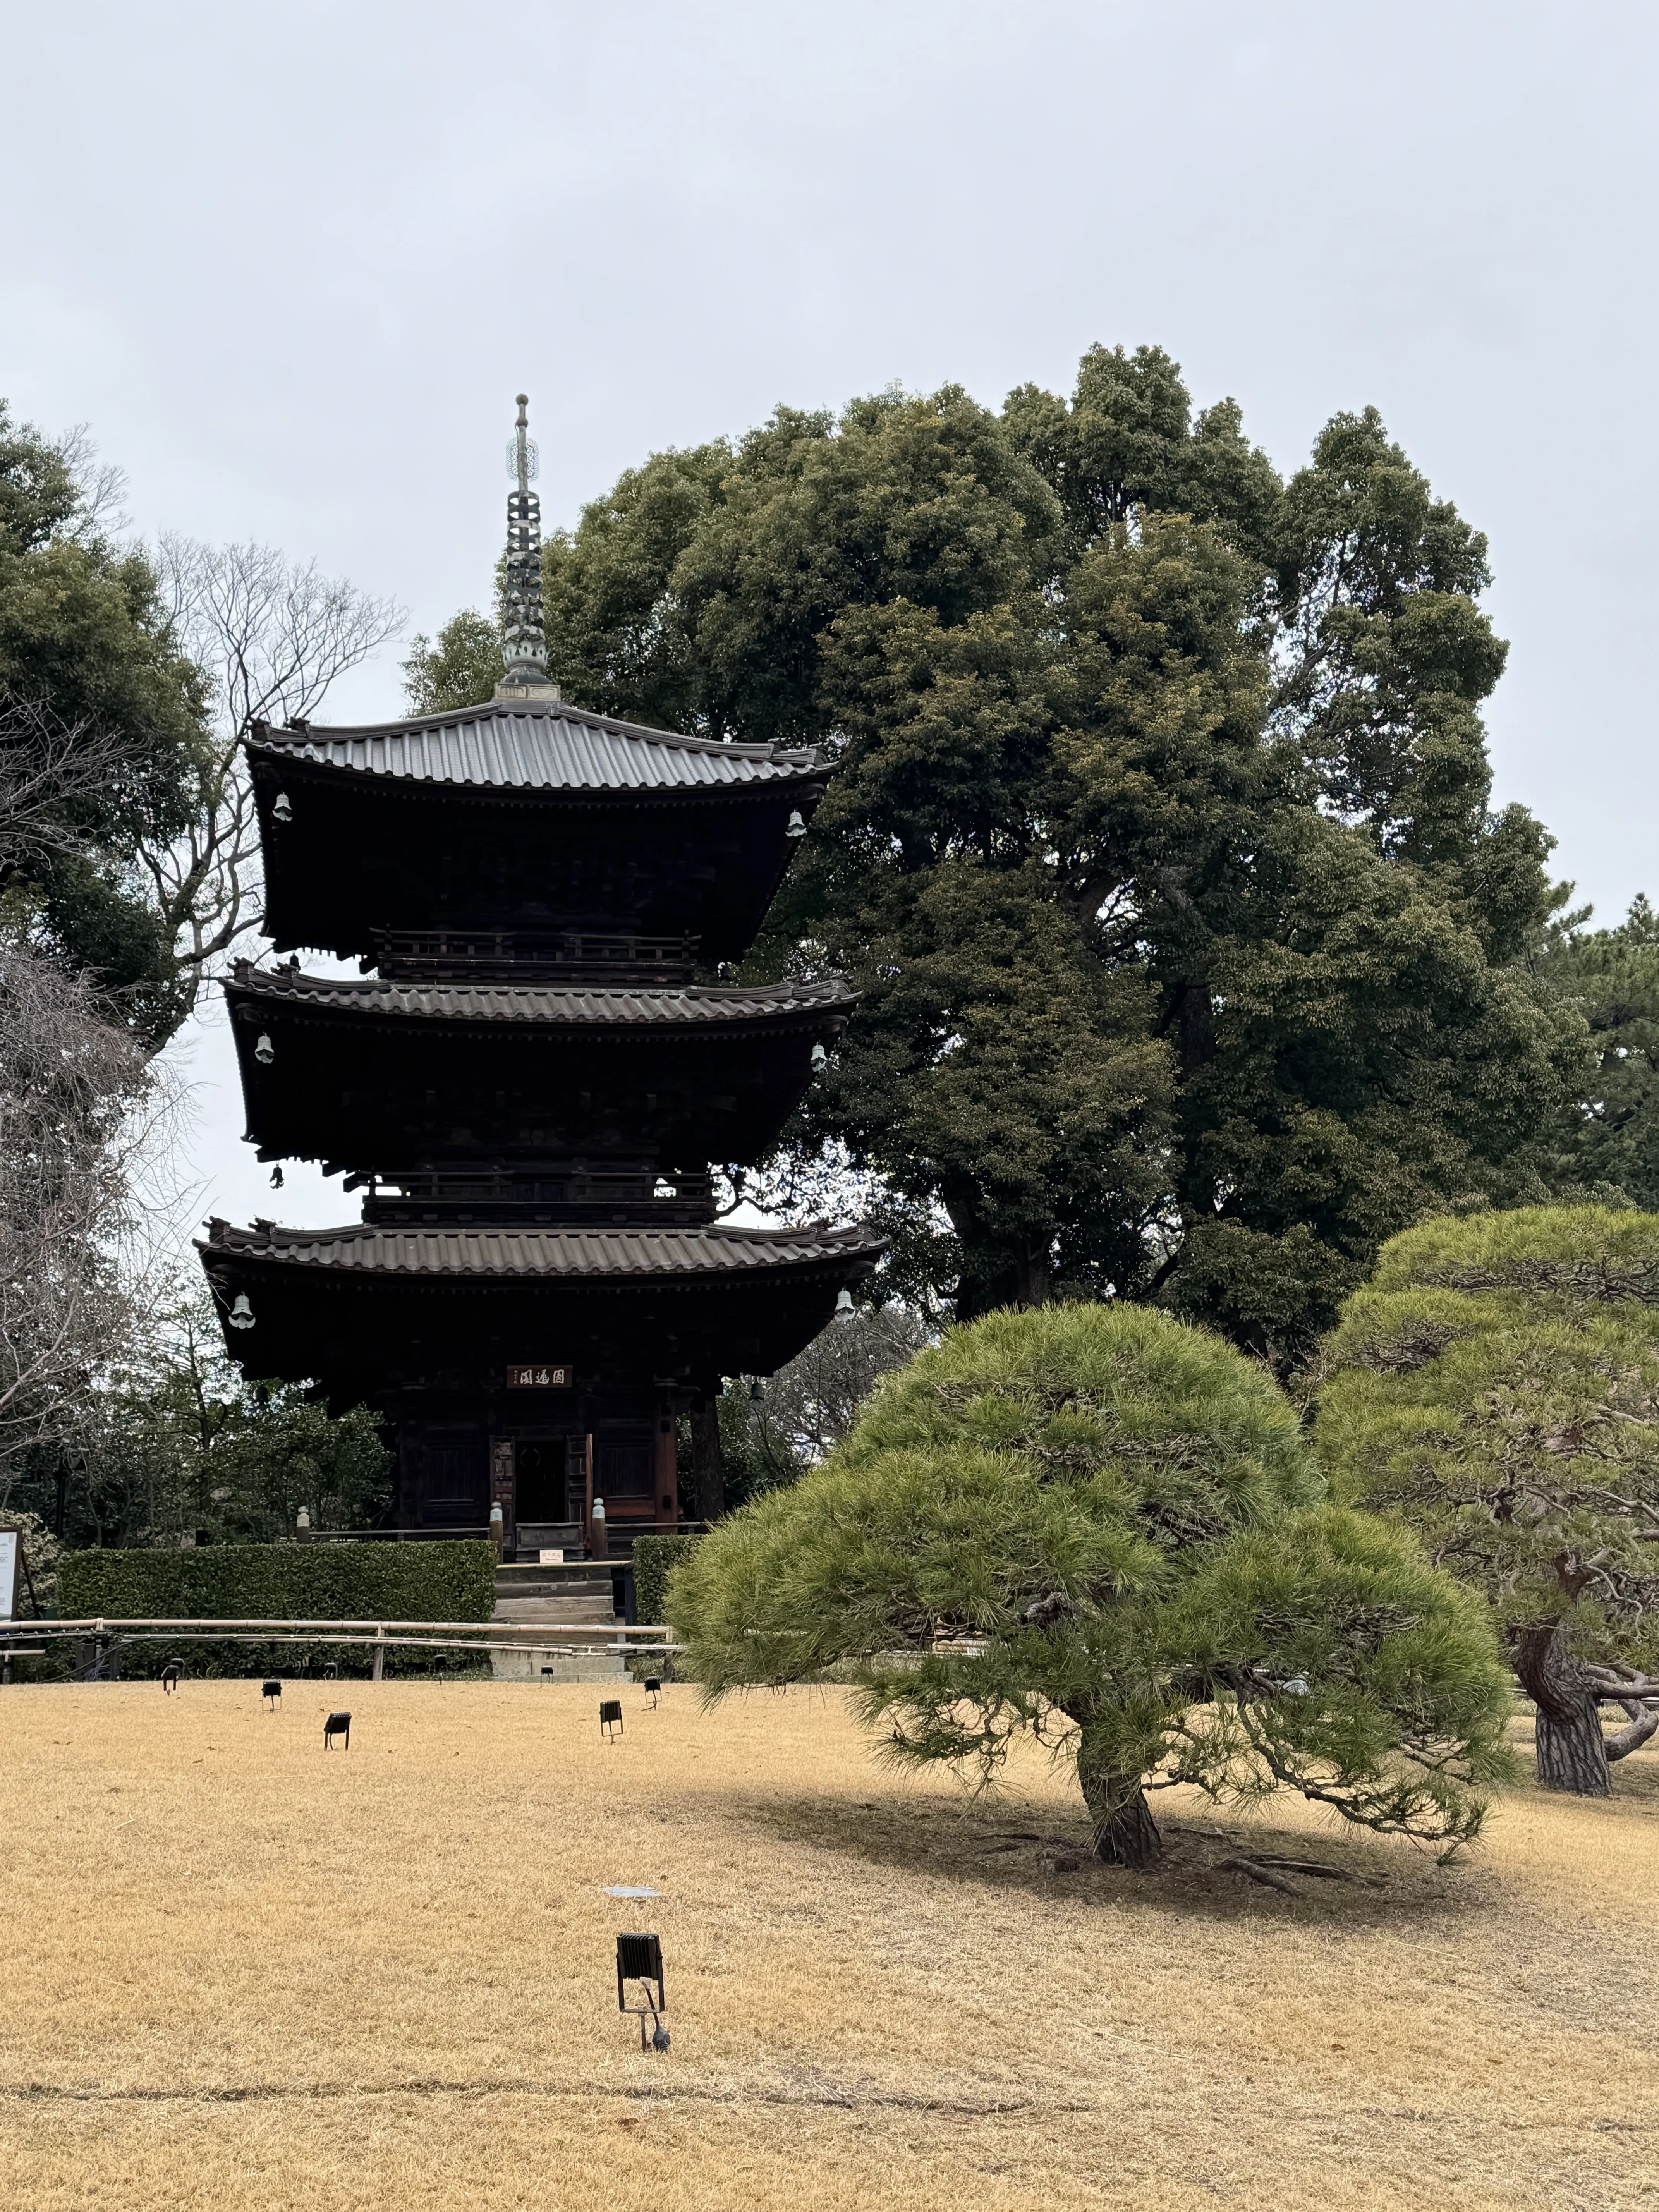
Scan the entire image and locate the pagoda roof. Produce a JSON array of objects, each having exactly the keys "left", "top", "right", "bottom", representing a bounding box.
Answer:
[
  {"left": 247, "top": 700, "right": 823, "bottom": 794},
  {"left": 199, "top": 1212, "right": 884, "bottom": 1393},
  {"left": 227, "top": 965, "right": 852, "bottom": 1029},
  {"left": 201, "top": 1218, "right": 878, "bottom": 1281}
]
